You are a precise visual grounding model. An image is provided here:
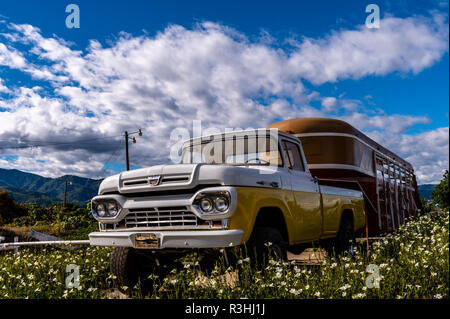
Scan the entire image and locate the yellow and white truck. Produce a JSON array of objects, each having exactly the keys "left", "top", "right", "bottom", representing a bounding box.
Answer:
[{"left": 89, "top": 125, "right": 365, "bottom": 288}]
